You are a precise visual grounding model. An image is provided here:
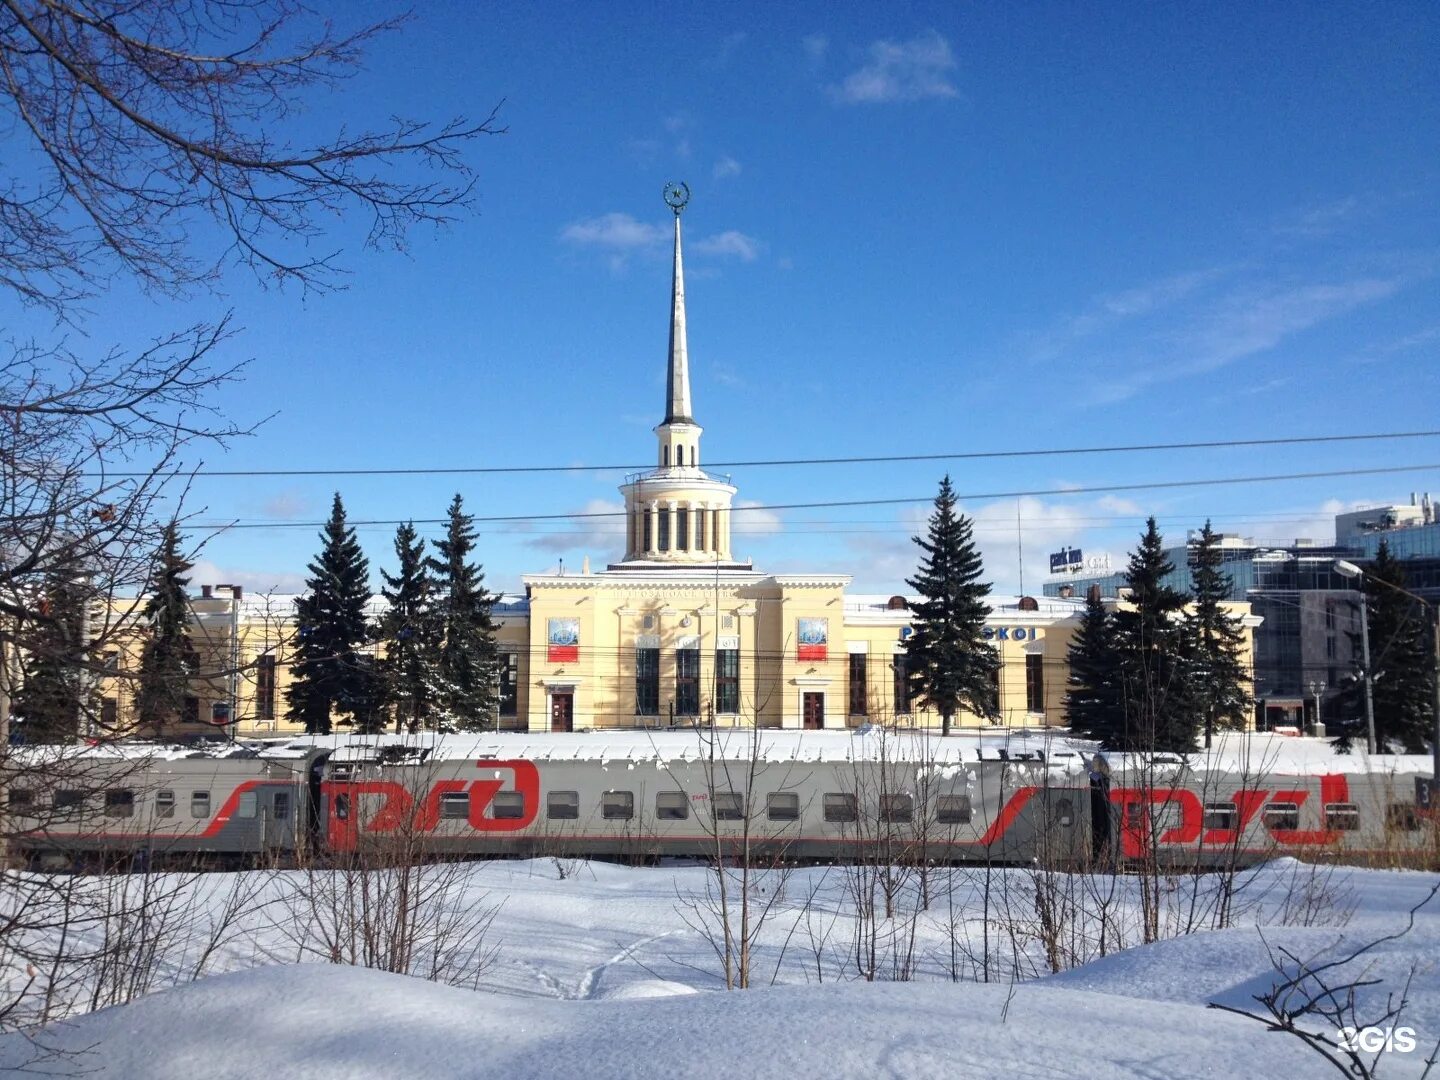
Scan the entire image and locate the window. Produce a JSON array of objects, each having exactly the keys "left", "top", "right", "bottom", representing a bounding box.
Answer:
[
  {"left": 440, "top": 792, "right": 470, "bottom": 820},
  {"left": 677, "top": 504, "right": 689, "bottom": 550},
  {"left": 1052, "top": 798, "right": 1074, "bottom": 827},
  {"left": 100, "top": 697, "right": 118, "bottom": 729},
  {"left": 892, "top": 655, "right": 912, "bottom": 714},
  {"left": 697, "top": 508, "right": 707, "bottom": 551},
  {"left": 273, "top": 792, "right": 290, "bottom": 821},
  {"left": 823, "top": 793, "right": 858, "bottom": 823},
  {"left": 849, "top": 653, "right": 868, "bottom": 715},
  {"left": 334, "top": 794, "right": 350, "bottom": 821},
  {"left": 642, "top": 511, "right": 652, "bottom": 553},
  {"left": 190, "top": 791, "right": 211, "bottom": 818},
  {"left": 498, "top": 652, "right": 519, "bottom": 716},
  {"left": 656, "top": 791, "right": 690, "bottom": 820},
  {"left": 1203, "top": 803, "right": 1237, "bottom": 831},
  {"left": 675, "top": 648, "right": 700, "bottom": 716},
  {"left": 182, "top": 696, "right": 200, "bottom": 724},
  {"left": 602, "top": 791, "right": 634, "bottom": 821},
  {"left": 880, "top": 794, "right": 913, "bottom": 823},
  {"left": 1324, "top": 803, "right": 1360, "bottom": 831},
  {"left": 658, "top": 509, "right": 670, "bottom": 552},
  {"left": 155, "top": 790, "right": 175, "bottom": 818},
  {"left": 236, "top": 790, "right": 257, "bottom": 819},
  {"left": 547, "top": 791, "right": 579, "bottom": 820},
  {"left": 635, "top": 647, "right": 660, "bottom": 716},
  {"left": 104, "top": 790, "right": 135, "bottom": 818},
  {"left": 1025, "top": 653, "right": 1044, "bottom": 714},
  {"left": 1387, "top": 804, "right": 1420, "bottom": 832},
  {"left": 936, "top": 794, "right": 972, "bottom": 824},
  {"left": 766, "top": 792, "right": 799, "bottom": 822},
  {"left": 53, "top": 789, "right": 83, "bottom": 813},
  {"left": 716, "top": 648, "right": 739, "bottom": 714},
  {"left": 491, "top": 792, "right": 525, "bottom": 820},
  {"left": 713, "top": 792, "right": 744, "bottom": 821},
  {"left": 1263, "top": 803, "right": 1300, "bottom": 831},
  {"left": 102, "top": 650, "right": 120, "bottom": 671},
  {"left": 7, "top": 789, "right": 33, "bottom": 814},
  {"left": 256, "top": 655, "right": 277, "bottom": 722}
]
